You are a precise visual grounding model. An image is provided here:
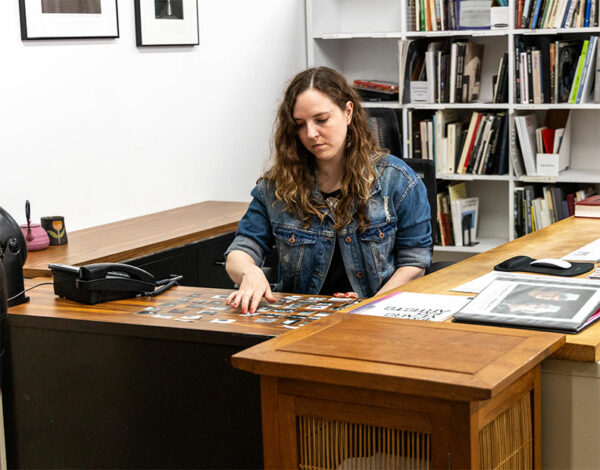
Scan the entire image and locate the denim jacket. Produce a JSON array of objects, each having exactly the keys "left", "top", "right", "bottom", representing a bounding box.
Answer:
[{"left": 225, "top": 155, "right": 432, "bottom": 298}]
